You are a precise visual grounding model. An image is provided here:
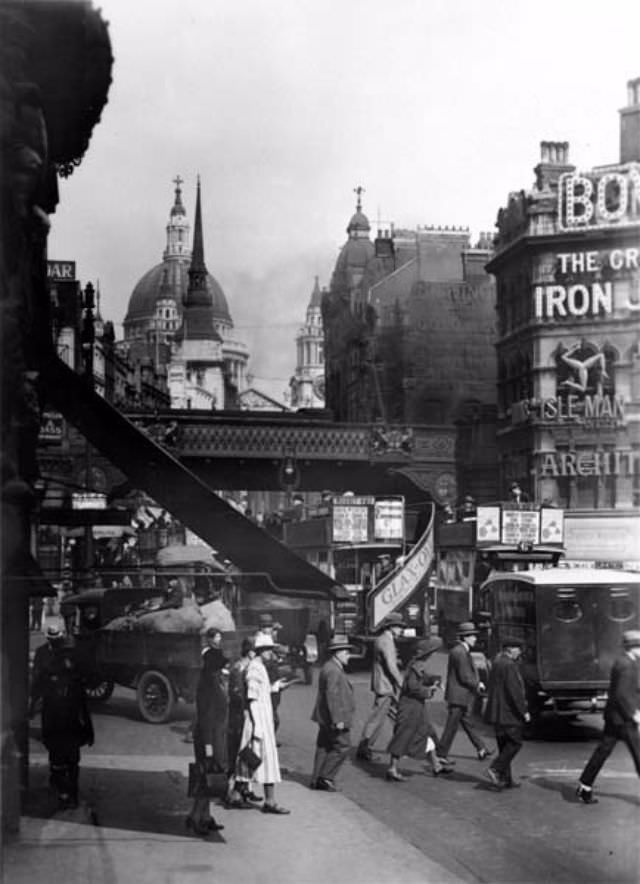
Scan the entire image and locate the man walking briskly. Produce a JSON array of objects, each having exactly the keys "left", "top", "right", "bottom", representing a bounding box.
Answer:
[
  {"left": 483, "top": 637, "right": 530, "bottom": 789},
  {"left": 438, "top": 621, "right": 491, "bottom": 763},
  {"left": 356, "top": 612, "right": 404, "bottom": 762},
  {"left": 576, "top": 629, "right": 640, "bottom": 805},
  {"left": 310, "top": 635, "right": 355, "bottom": 792}
]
